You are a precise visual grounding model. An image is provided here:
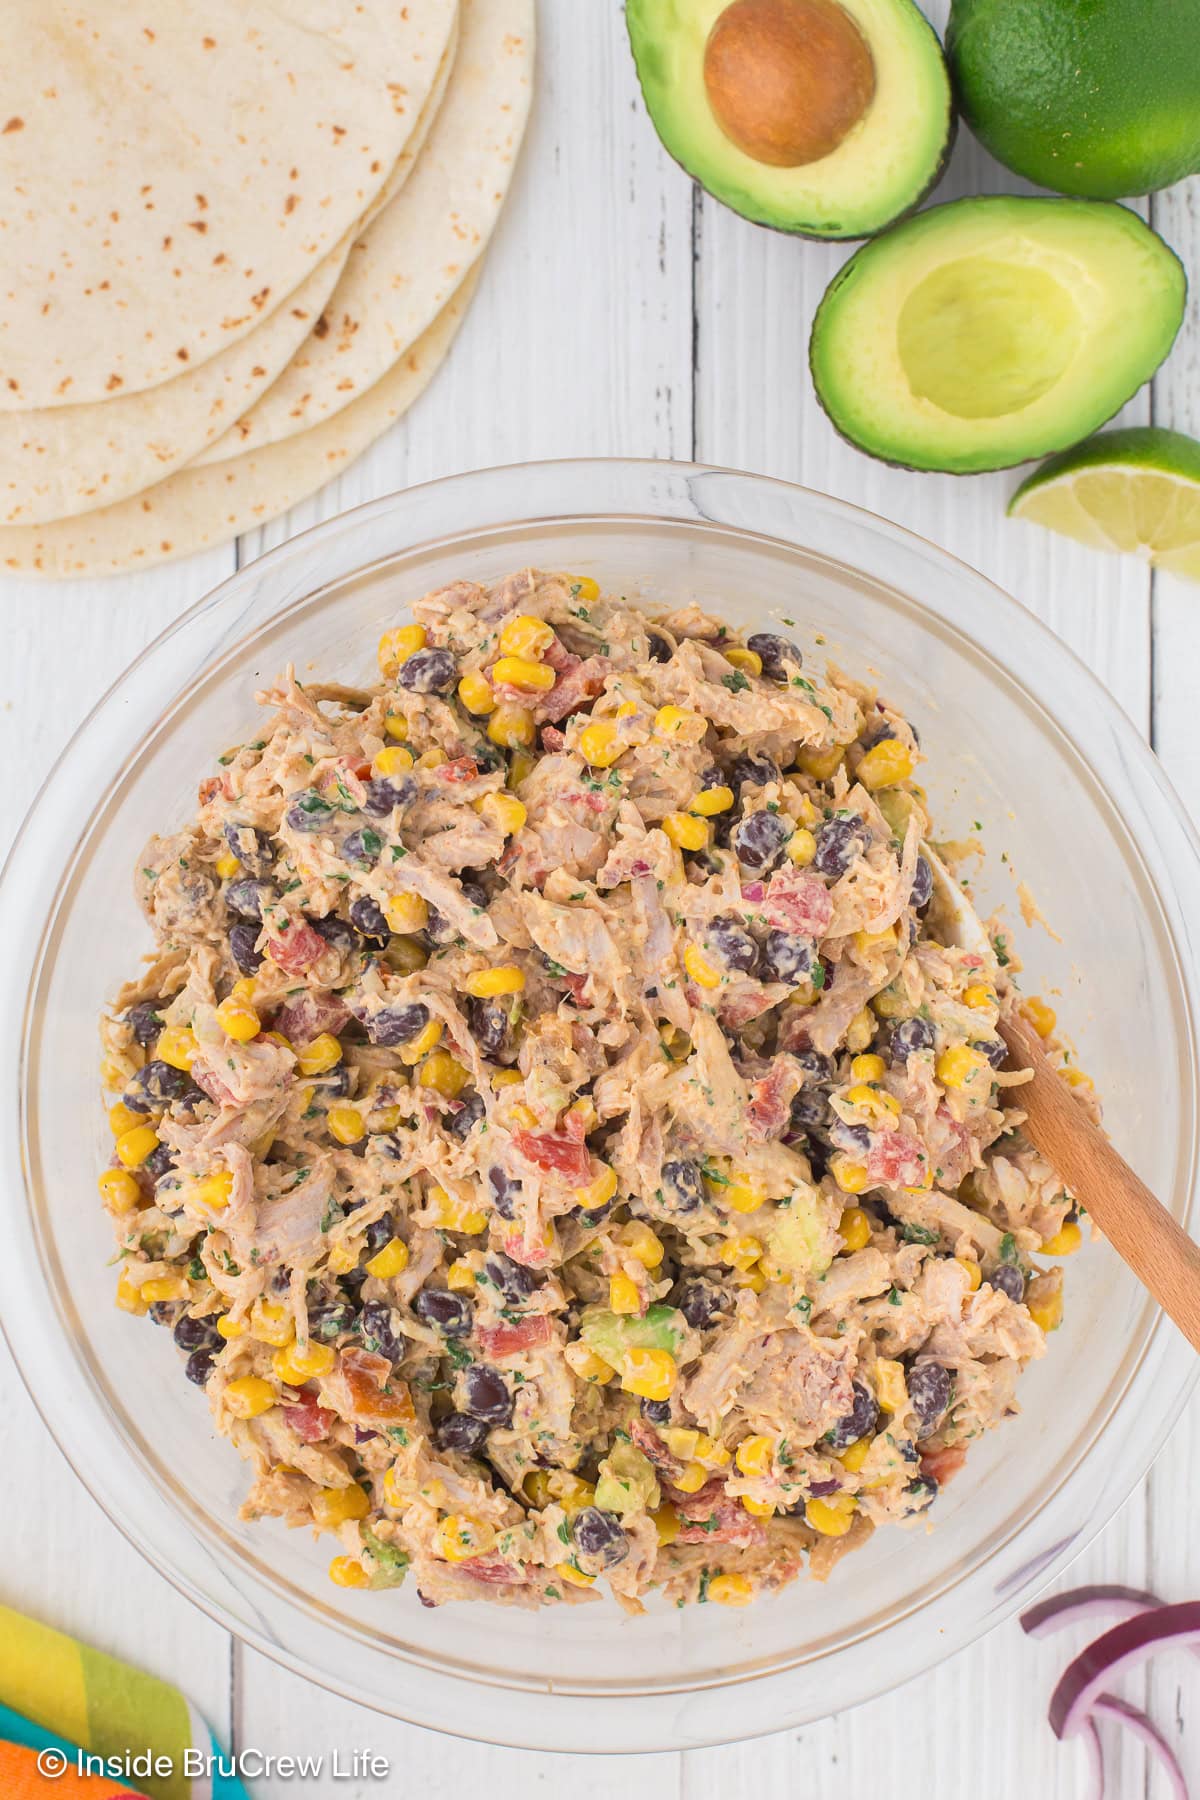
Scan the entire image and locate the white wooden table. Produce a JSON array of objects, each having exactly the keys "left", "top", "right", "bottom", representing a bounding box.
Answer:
[{"left": 2, "top": 4, "right": 1198, "bottom": 1793}]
